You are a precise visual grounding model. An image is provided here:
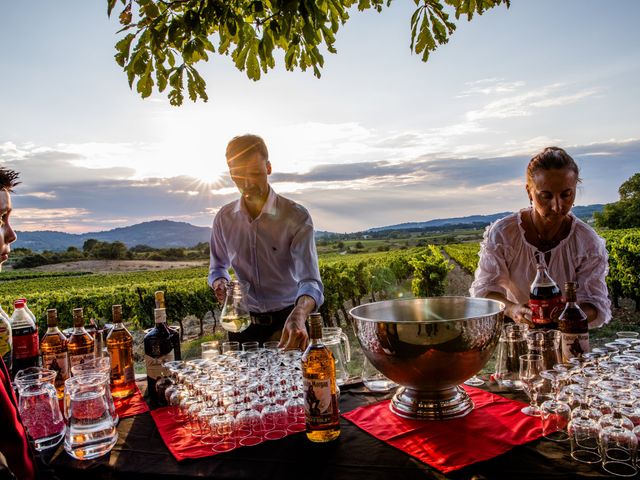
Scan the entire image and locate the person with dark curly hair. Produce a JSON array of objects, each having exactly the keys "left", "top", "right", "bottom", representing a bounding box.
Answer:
[{"left": 0, "top": 166, "right": 37, "bottom": 480}]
